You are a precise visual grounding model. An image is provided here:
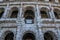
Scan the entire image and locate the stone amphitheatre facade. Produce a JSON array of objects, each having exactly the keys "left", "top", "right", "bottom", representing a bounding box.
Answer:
[{"left": 0, "top": 0, "right": 60, "bottom": 40}]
